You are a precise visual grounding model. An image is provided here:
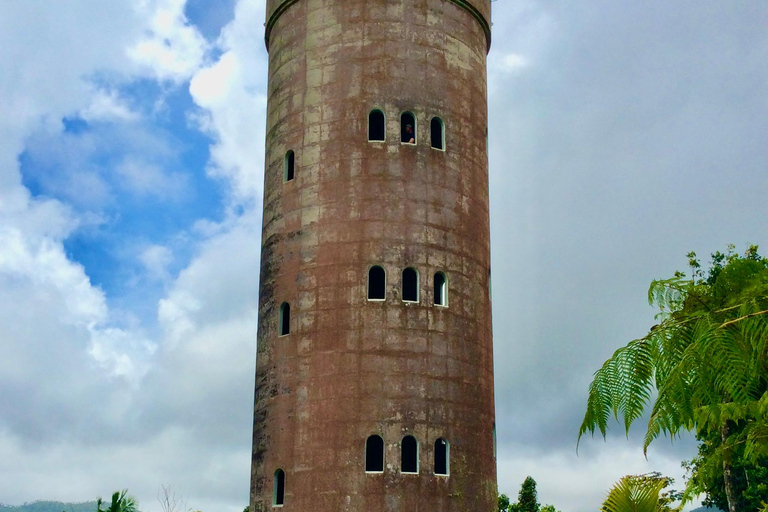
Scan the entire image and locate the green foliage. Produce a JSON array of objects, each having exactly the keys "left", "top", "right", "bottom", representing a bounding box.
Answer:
[
  {"left": 600, "top": 473, "right": 680, "bottom": 512},
  {"left": 95, "top": 491, "right": 137, "bottom": 512},
  {"left": 498, "top": 494, "right": 511, "bottom": 512},
  {"left": 499, "top": 477, "right": 560, "bottom": 512},
  {"left": 516, "top": 476, "right": 539, "bottom": 512},
  {"left": 684, "top": 425, "right": 768, "bottom": 511},
  {"left": 579, "top": 245, "right": 768, "bottom": 506}
]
